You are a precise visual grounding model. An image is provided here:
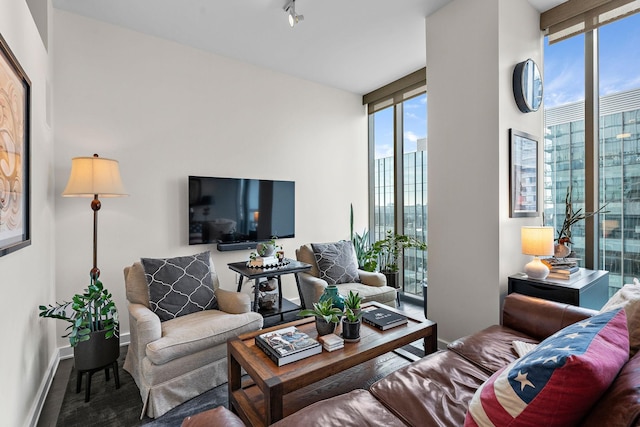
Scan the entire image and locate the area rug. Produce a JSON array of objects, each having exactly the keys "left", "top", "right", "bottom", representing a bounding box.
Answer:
[{"left": 55, "top": 343, "right": 424, "bottom": 426}]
